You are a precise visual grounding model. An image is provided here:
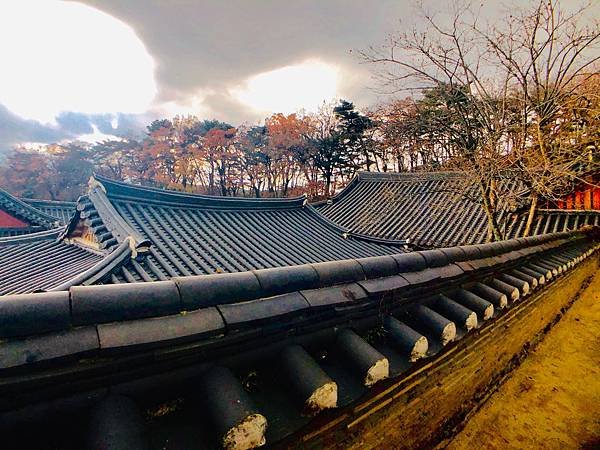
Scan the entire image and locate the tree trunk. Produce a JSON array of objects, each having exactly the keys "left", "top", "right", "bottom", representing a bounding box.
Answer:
[
  {"left": 479, "top": 182, "right": 503, "bottom": 242},
  {"left": 523, "top": 191, "right": 538, "bottom": 237},
  {"left": 325, "top": 173, "right": 332, "bottom": 197}
]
